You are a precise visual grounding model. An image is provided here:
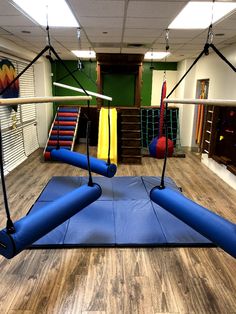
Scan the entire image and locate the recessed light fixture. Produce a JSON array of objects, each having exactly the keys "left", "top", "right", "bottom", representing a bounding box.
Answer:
[
  {"left": 21, "top": 30, "right": 31, "bottom": 34},
  {"left": 169, "top": 1, "right": 236, "bottom": 29},
  {"left": 71, "top": 50, "right": 96, "bottom": 59},
  {"left": 12, "top": 0, "right": 79, "bottom": 27},
  {"left": 144, "top": 51, "right": 170, "bottom": 60}
]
